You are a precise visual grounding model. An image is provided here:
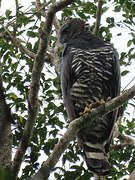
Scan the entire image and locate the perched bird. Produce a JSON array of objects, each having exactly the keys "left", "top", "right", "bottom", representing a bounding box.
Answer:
[{"left": 59, "top": 17, "right": 120, "bottom": 176}]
